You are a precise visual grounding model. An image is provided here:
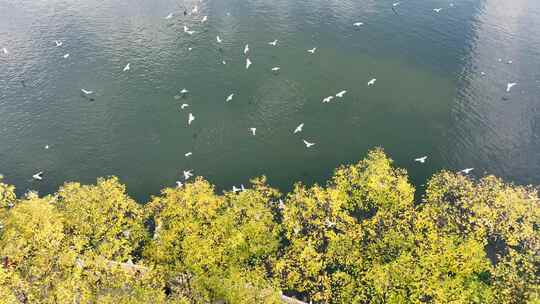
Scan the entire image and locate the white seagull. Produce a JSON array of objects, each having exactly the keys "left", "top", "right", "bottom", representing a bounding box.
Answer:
[
  {"left": 232, "top": 185, "right": 241, "bottom": 193},
  {"left": 180, "top": 88, "right": 189, "bottom": 94},
  {"left": 216, "top": 36, "right": 222, "bottom": 43},
  {"left": 176, "top": 181, "right": 183, "bottom": 188},
  {"left": 54, "top": 40, "right": 63, "bottom": 47},
  {"left": 271, "top": 67, "right": 281, "bottom": 72},
  {"left": 307, "top": 47, "right": 317, "bottom": 54},
  {"left": 433, "top": 8, "right": 443, "bottom": 13},
  {"left": 201, "top": 16, "right": 208, "bottom": 23},
  {"left": 268, "top": 40, "right": 278, "bottom": 46},
  {"left": 123, "top": 63, "right": 130, "bottom": 71},
  {"left": 246, "top": 58, "right": 252, "bottom": 69},
  {"left": 183, "top": 170, "right": 193, "bottom": 180},
  {"left": 393, "top": 2, "right": 401, "bottom": 7},
  {"left": 185, "top": 152, "right": 193, "bottom": 157},
  {"left": 183, "top": 25, "right": 195, "bottom": 35},
  {"left": 81, "top": 89, "right": 94, "bottom": 95},
  {"left": 250, "top": 128, "right": 257, "bottom": 136},
  {"left": 244, "top": 44, "right": 250, "bottom": 55},
  {"left": 165, "top": 13, "right": 174, "bottom": 19},
  {"left": 32, "top": 171, "right": 43, "bottom": 181},
  {"left": 460, "top": 168, "right": 474, "bottom": 174},
  {"left": 188, "top": 113, "right": 195, "bottom": 125},
  {"left": 353, "top": 22, "right": 364, "bottom": 27},
  {"left": 506, "top": 82, "right": 517, "bottom": 92},
  {"left": 45, "top": 145, "right": 50, "bottom": 150},
  {"left": 322, "top": 96, "right": 334, "bottom": 103},
  {"left": 2, "top": 48, "right": 8, "bottom": 54},
  {"left": 303, "top": 140, "right": 316, "bottom": 148},
  {"left": 191, "top": 5, "right": 199, "bottom": 14},
  {"left": 226, "top": 93, "right": 235, "bottom": 102},
  {"left": 63, "top": 53, "right": 70, "bottom": 59},
  {"left": 414, "top": 156, "right": 428, "bottom": 163},
  {"left": 368, "top": 78, "right": 377, "bottom": 86},
  {"left": 294, "top": 123, "right": 304, "bottom": 134},
  {"left": 180, "top": 103, "right": 189, "bottom": 110},
  {"left": 335, "top": 90, "right": 347, "bottom": 98}
]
